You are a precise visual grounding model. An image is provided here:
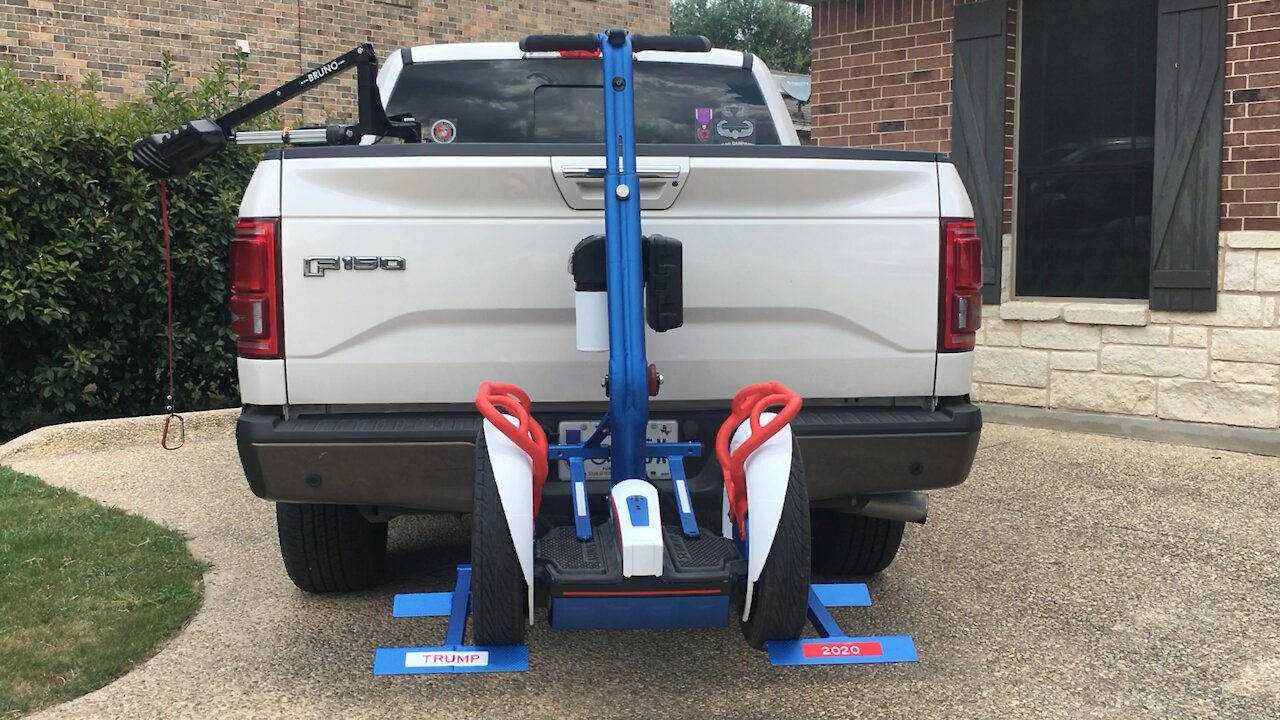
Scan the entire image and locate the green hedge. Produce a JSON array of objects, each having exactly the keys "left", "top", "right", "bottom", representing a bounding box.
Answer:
[{"left": 0, "top": 57, "right": 263, "bottom": 434}]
